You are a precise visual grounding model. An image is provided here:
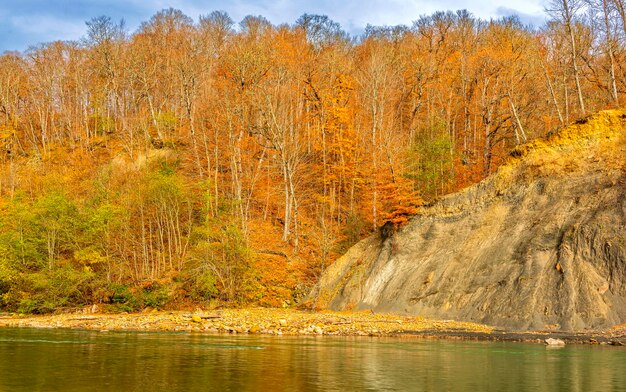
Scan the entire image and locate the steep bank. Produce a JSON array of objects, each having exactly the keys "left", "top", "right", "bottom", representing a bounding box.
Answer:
[{"left": 313, "top": 109, "right": 626, "bottom": 331}]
